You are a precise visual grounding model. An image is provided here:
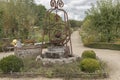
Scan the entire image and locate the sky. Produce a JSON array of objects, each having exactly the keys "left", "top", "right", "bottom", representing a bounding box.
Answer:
[{"left": 34, "top": 0, "right": 97, "bottom": 20}]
